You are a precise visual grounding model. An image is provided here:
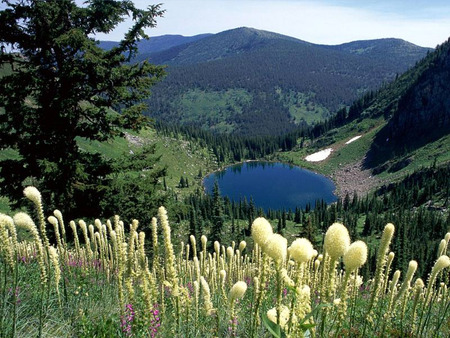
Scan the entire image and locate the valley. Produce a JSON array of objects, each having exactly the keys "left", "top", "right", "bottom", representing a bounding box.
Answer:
[{"left": 0, "top": 4, "right": 449, "bottom": 335}]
